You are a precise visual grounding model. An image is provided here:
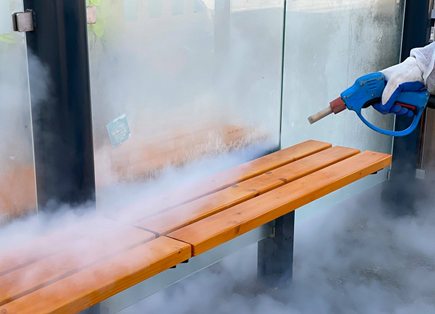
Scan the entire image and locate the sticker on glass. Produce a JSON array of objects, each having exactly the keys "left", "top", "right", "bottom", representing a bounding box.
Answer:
[{"left": 106, "top": 114, "right": 131, "bottom": 148}]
